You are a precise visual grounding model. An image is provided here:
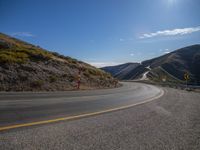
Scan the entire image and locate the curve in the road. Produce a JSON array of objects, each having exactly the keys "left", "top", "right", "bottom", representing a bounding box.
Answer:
[{"left": 0, "top": 82, "right": 164, "bottom": 131}]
